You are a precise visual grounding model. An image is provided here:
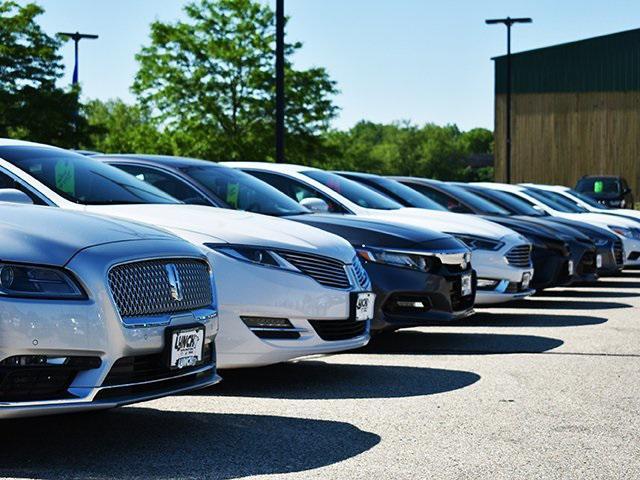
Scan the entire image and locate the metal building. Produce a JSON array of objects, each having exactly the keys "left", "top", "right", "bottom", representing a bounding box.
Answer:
[{"left": 493, "top": 28, "right": 640, "bottom": 193}]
